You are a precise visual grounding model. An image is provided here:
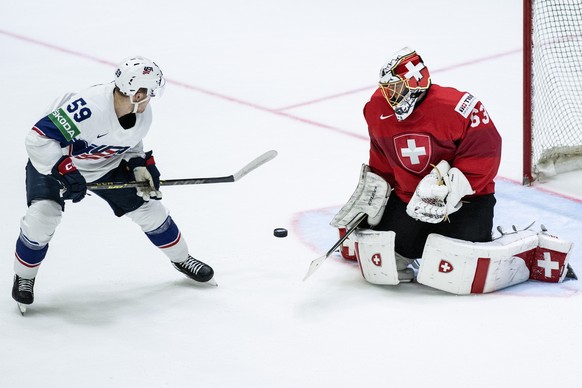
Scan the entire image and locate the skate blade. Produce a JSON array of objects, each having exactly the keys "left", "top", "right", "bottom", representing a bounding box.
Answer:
[
  {"left": 17, "top": 303, "right": 27, "bottom": 315},
  {"left": 205, "top": 277, "right": 218, "bottom": 287}
]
